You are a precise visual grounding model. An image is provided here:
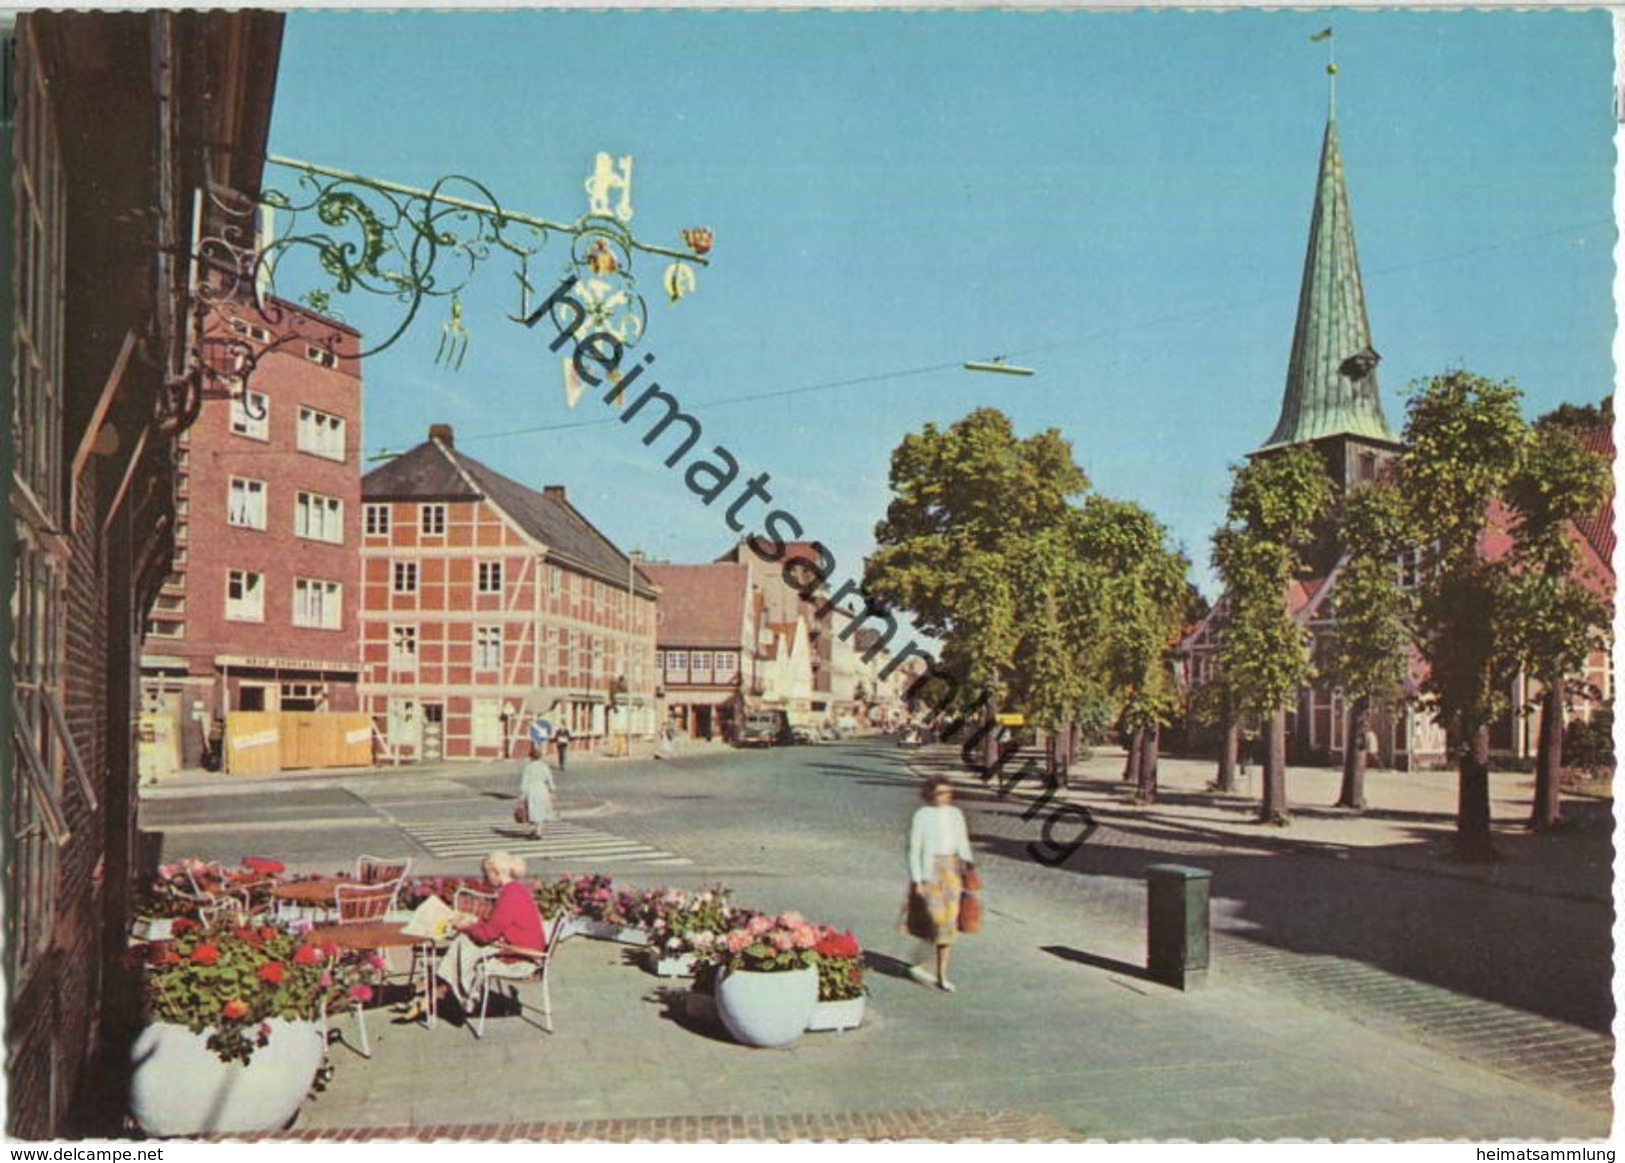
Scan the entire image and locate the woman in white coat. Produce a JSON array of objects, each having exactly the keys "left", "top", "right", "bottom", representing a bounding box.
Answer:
[{"left": 906, "top": 775, "right": 975, "bottom": 991}]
